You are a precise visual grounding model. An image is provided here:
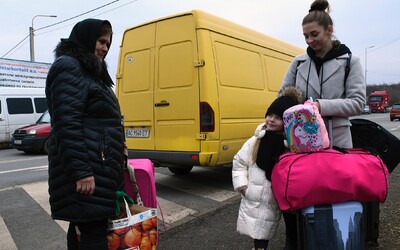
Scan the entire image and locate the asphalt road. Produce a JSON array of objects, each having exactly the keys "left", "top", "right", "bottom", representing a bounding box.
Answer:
[
  {"left": 1, "top": 113, "right": 399, "bottom": 249},
  {"left": 158, "top": 113, "right": 400, "bottom": 250},
  {"left": 158, "top": 162, "right": 400, "bottom": 250}
]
